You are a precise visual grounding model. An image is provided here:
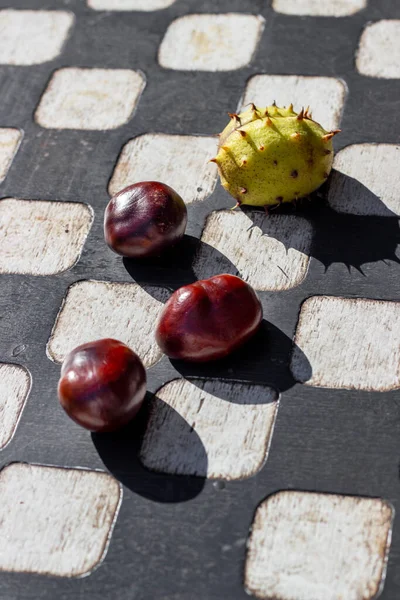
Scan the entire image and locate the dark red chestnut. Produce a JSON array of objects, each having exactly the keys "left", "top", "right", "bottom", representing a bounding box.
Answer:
[
  {"left": 155, "top": 274, "right": 263, "bottom": 362},
  {"left": 104, "top": 181, "right": 188, "bottom": 258},
  {"left": 58, "top": 339, "right": 147, "bottom": 432}
]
